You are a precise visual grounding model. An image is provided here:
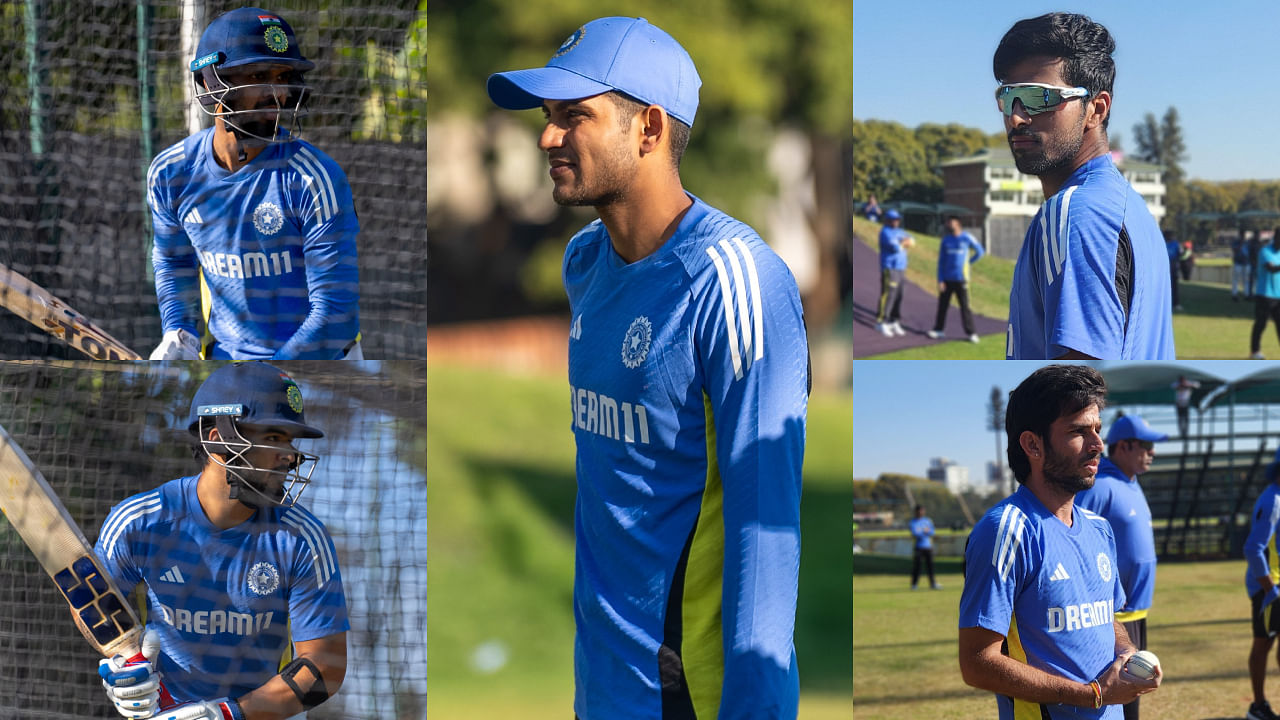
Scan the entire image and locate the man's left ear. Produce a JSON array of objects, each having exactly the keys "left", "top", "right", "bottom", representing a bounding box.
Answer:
[{"left": 1086, "top": 90, "right": 1111, "bottom": 130}]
